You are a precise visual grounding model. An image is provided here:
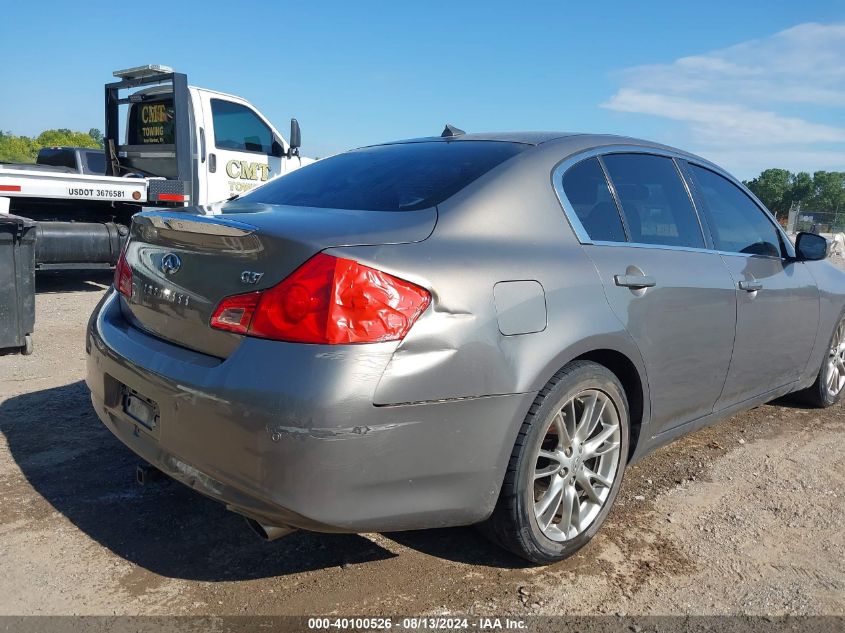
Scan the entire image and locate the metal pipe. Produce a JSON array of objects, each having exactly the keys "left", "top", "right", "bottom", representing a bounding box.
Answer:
[{"left": 244, "top": 518, "right": 296, "bottom": 541}]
